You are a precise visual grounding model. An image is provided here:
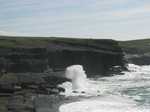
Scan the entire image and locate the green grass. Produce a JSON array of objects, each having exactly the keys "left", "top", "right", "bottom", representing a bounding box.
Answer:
[
  {"left": 0, "top": 36, "right": 50, "bottom": 48},
  {"left": 1, "top": 35, "right": 149, "bottom": 54},
  {"left": 0, "top": 36, "right": 118, "bottom": 51}
]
